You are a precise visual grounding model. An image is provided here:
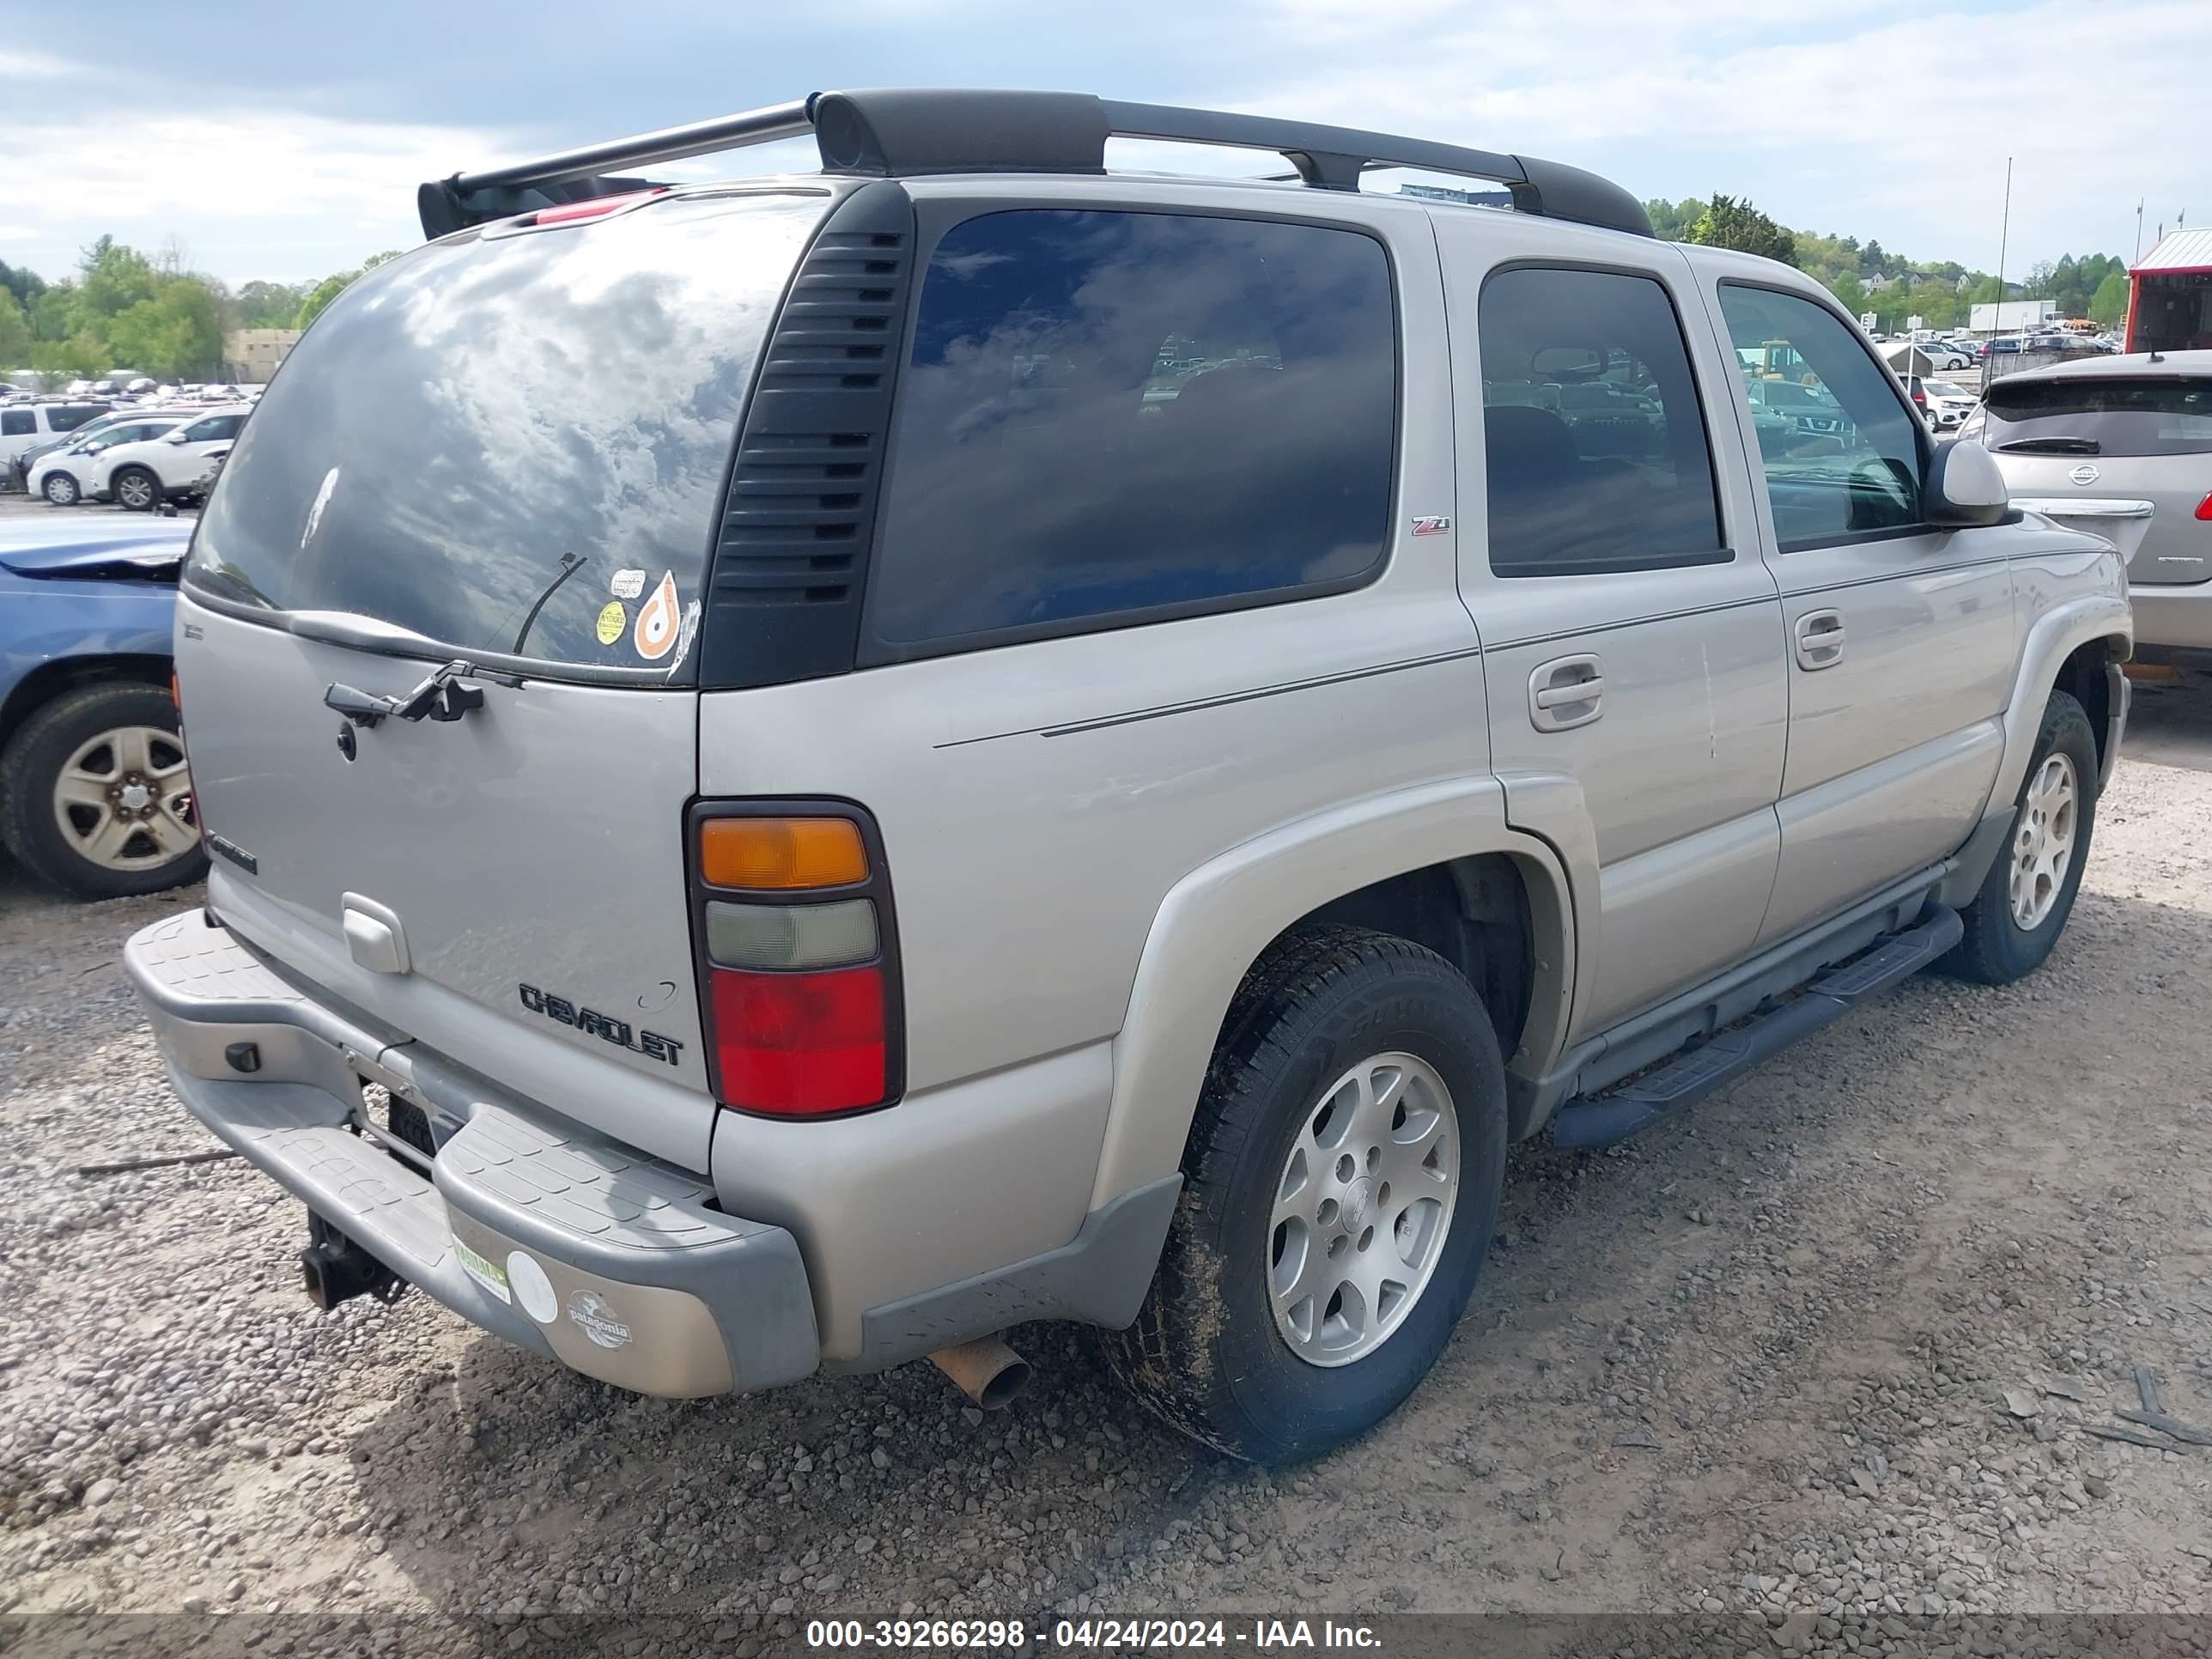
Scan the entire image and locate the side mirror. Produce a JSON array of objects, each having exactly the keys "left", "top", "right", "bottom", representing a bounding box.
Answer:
[
  {"left": 163, "top": 429, "right": 189, "bottom": 443},
  {"left": 1923, "top": 438, "right": 2008, "bottom": 528}
]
